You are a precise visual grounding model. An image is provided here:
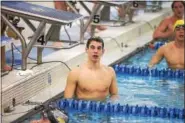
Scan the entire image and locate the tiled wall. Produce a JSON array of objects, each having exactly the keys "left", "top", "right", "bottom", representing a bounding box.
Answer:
[{"left": 2, "top": 63, "right": 69, "bottom": 112}]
